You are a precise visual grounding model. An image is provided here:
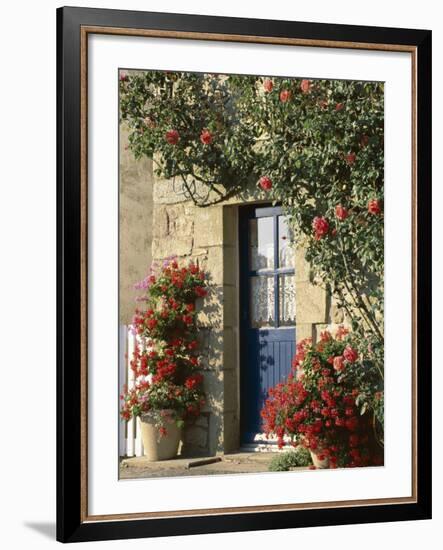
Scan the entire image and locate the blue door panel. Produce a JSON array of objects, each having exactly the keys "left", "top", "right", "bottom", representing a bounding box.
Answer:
[{"left": 240, "top": 206, "right": 296, "bottom": 444}]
